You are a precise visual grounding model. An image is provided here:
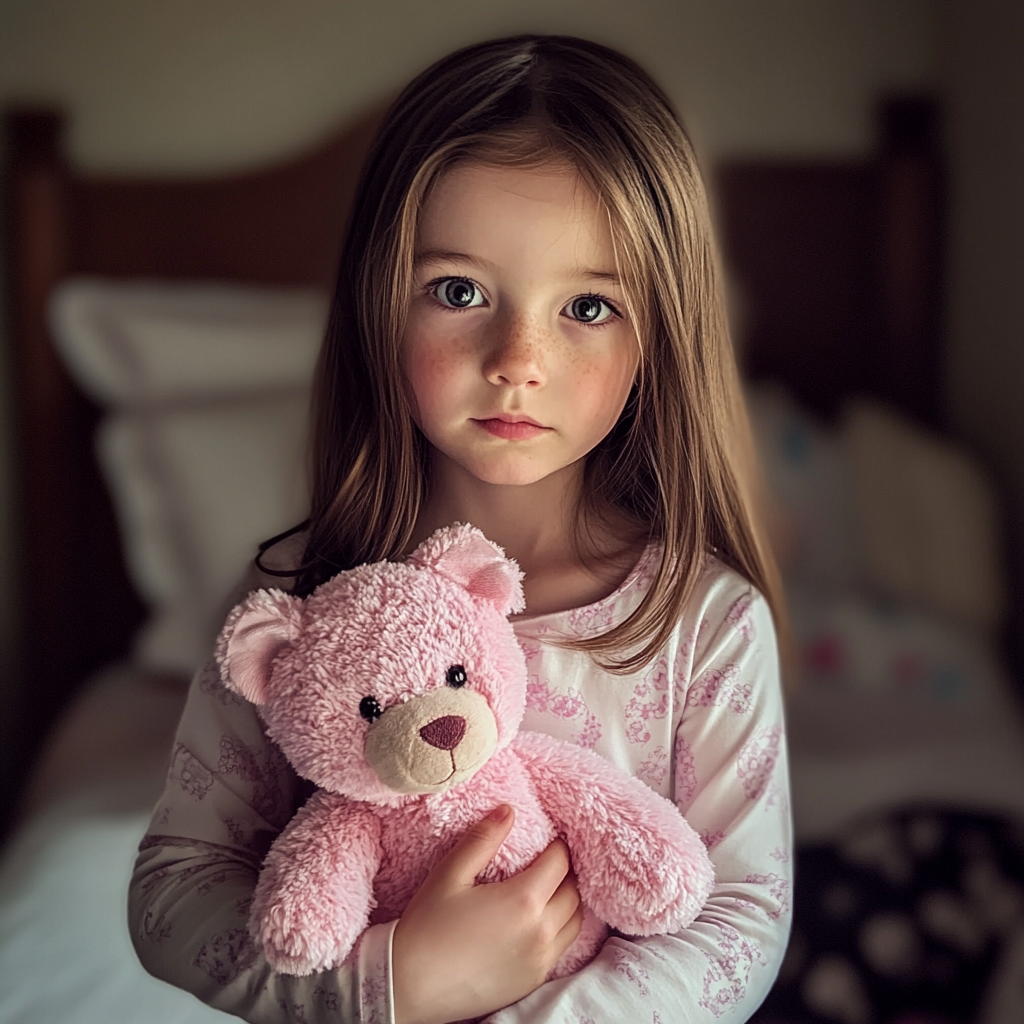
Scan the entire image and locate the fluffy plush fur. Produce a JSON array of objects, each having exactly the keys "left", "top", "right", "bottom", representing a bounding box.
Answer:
[{"left": 216, "top": 523, "right": 714, "bottom": 977}]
